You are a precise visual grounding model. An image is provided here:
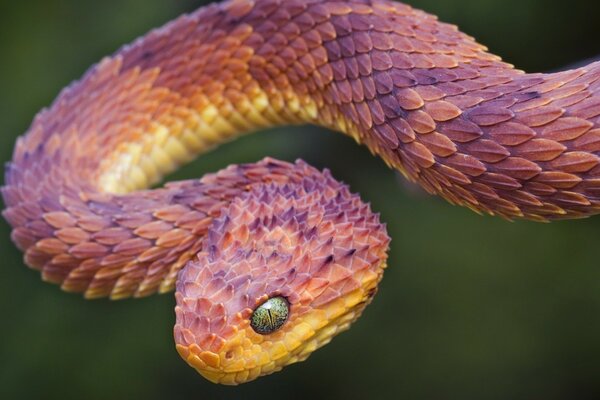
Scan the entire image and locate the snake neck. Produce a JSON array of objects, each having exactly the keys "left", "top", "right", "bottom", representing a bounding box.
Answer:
[
  {"left": 7, "top": 0, "right": 600, "bottom": 213},
  {"left": 91, "top": 0, "right": 600, "bottom": 219},
  {"left": 3, "top": 0, "right": 600, "bottom": 299}
]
